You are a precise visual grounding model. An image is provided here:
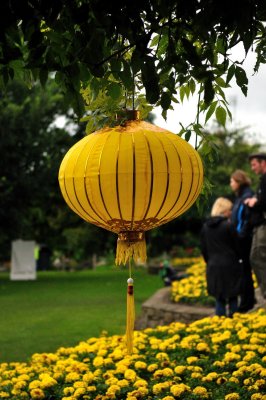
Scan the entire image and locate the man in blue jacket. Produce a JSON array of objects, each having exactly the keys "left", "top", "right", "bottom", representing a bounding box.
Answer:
[{"left": 245, "top": 153, "right": 266, "bottom": 299}]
